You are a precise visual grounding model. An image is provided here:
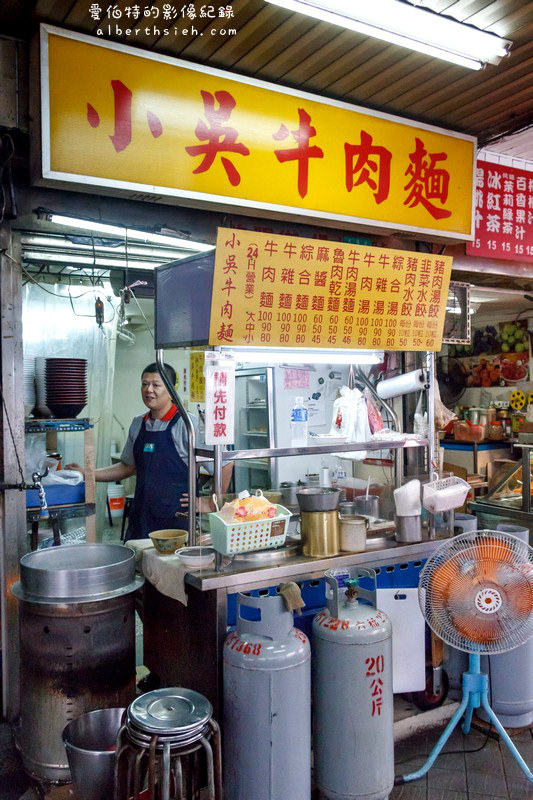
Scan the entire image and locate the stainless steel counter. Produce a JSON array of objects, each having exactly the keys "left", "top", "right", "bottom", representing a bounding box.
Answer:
[
  {"left": 145, "top": 534, "right": 451, "bottom": 718},
  {"left": 185, "top": 534, "right": 451, "bottom": 592}
]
